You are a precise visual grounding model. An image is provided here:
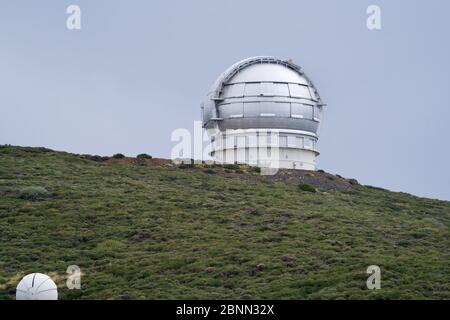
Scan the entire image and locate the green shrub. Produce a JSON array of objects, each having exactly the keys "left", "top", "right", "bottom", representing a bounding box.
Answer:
[
  {"left": 112, "top": 153, "right": 125, "bottom": 159},
  {"left": 137, "top": 153, "right": 152, "bottom": 159},
  {"left": 204, "top": 169, "right": 216, "bottom": 174},
  {"left": 178, "top": 163, "right": 194, "bottom": 169},
  {"left": 0, "top": 186, "right": 14, "bottom": 197},
  {"left": 81, "top": 154, "right": 109, "bottom": 162},
  {"left": 365, "top": 185, "right": 387, "bottom": 191},
  {"left": 251, "top": 166, "right": 261, "bottom": 174},
  {"left": 298, "top": 183, "right": 316, "bottom": 193},
  {"left": 223, "top": 164, "right": 240, "bottom": 170},
  {"left": 35, "top": 147, "right": 53, "bottom": 153},
  {"left": 348, "top": 179, "right": 359, "bottom": 185},
  {"left": 18, "top": 186, "right": 50, "bottom": 200}
]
